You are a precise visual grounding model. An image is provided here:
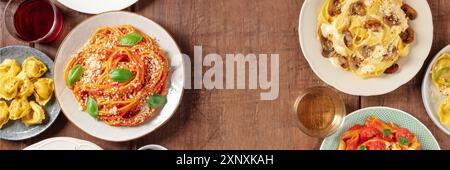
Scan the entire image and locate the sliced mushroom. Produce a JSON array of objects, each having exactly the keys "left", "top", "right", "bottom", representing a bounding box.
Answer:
[
  {"left": 401, "top": 3, "right": 417, "bottom": 20},
  {"left": 350, "top": 56, "right": 362, "bottom": 70},
  {"left": 328, "top": 0, "right": 342, "bottom": 16},
  {"left": 343, "top": 29, "right": 353, "bottom": 47},
  {"left": 350, "top": 1, "right": 366, "bottom": 16},
  {"left": 364, "top": 19, "right": 383, "bottom": 32},
  {"left": 360, "top": 46, "right": 374, "bottom": 59},
  {"left": 337, "top": 54, "right": 349, "bottom": 69},
  {"left": 320, "top": 36, "right": 335, "bottom": 58},
  {"left": 383, "top": 45, "right": 398, "bottom": 58},
  {"left": 383, "top": 15, "right": 401, "bottom": 26},
  {"left": 384, "top": 64, "right": 399, "bottom": 74},
  {"left": 399, "top": 27, "right": 415, "bottom": 44}
]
